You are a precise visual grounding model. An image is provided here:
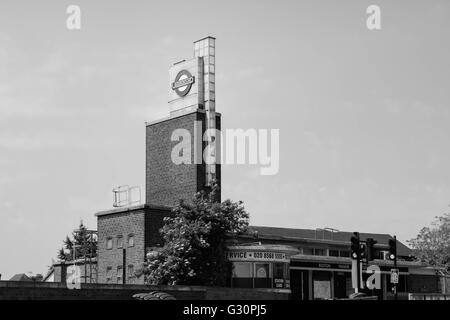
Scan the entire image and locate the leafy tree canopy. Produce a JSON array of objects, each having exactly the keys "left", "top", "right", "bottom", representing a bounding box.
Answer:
[
  {"left": 408, "top": 210, "right": 450, "bottom": 270},
  {"left": 141, "top": 182, "right": 249, "bottom": 286}
]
